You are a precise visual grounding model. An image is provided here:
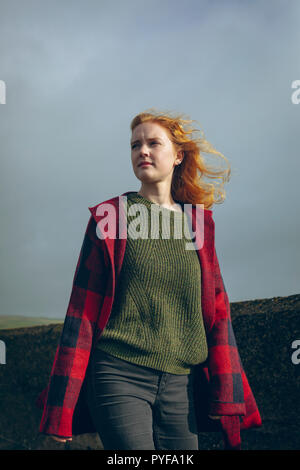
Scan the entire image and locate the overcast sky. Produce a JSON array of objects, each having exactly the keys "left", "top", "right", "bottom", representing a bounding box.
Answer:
[{"left": 0, "top": 0, "right": 299, "bottom": 318}]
